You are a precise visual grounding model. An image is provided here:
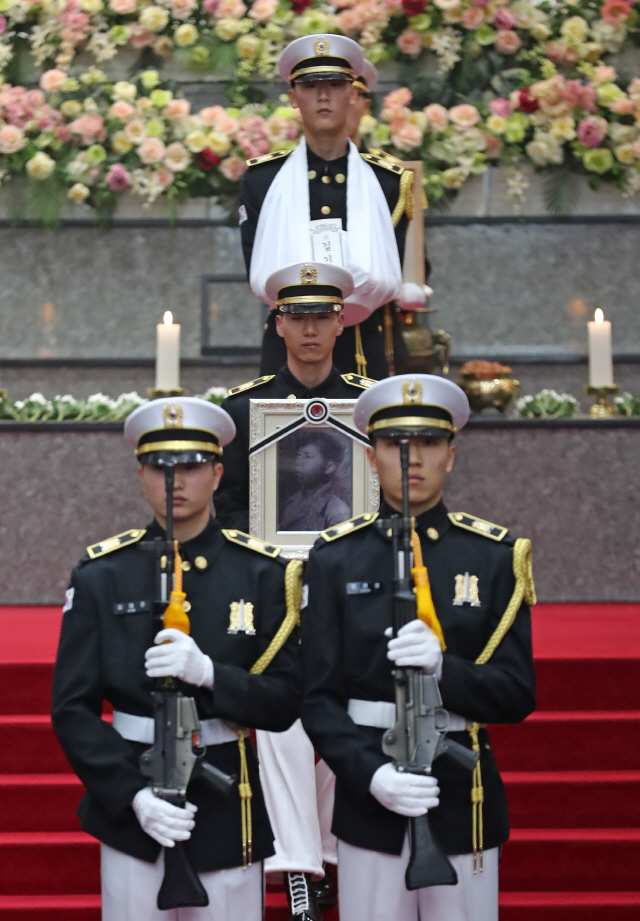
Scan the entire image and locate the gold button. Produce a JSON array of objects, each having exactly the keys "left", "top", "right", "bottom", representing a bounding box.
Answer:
[
  {"left": 321, "top": 205, "right": 331, "bottom": 215},
  {"left": 308, "top": 170, "right": 316, "bottom": 180},
  {"left": 181, "top": 560, "right": 191, "bottom": 572},
  {"left": 183, "top": 600, "right": 191, "bottom": 613},
  {"left": 195, "top": 556, "right": 207, "bottom": 570},
  {"left": 322, "top": 175, "right": 331, "bottom": 184},
  {"left": 336, "top": 173, "right": 345, "bottom": 183},
  {"left": 427, "top": 528, "right": 439, "bottom": 541},
  {"left": 455, "top": 514, "right": 463, "bottom": 521},
  {"left": 287, "top": 394, "right": 296, "bottom": 399}
]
